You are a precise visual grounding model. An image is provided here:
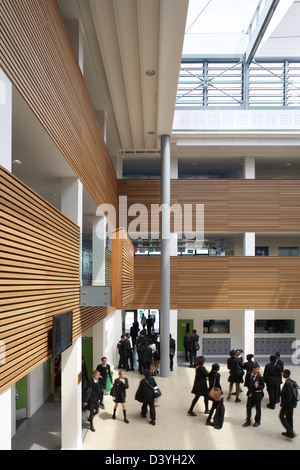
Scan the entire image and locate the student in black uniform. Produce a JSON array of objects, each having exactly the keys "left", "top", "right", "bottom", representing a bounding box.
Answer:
[
  {"left": 96, "top": 357, "right": 113, "bottom": 407},
  {"left": 83, "top": 370, "right": 102, "bottom": 432},
  {"left": 263, "top": 355, "right": 282, "bottom": 409},
  {"left": 135, "top": 369, "right": 158, "bottom": 425},
  {"left": 243, "top": 364, "right": 264, "bottom": 428},
  {"left": 169, "top": 334, "right": 176, "bottom": 371},
  {"left": 110, "top": 369, "right": 129, "bottom": 423},
  {"left": 279, "top": 369, "right": 297, "bottom": 439}
]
